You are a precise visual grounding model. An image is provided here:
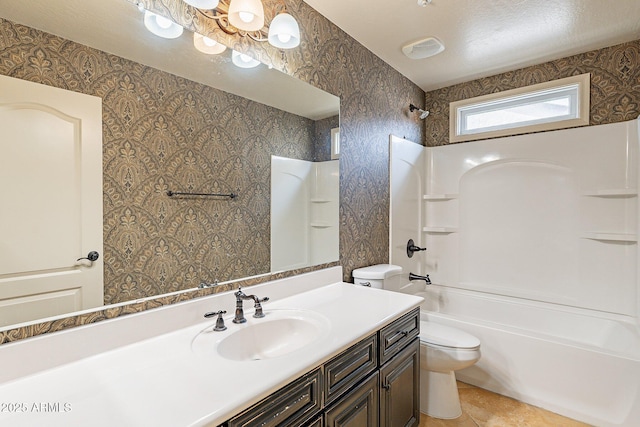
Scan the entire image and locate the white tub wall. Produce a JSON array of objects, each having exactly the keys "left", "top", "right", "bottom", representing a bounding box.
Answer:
[
  {"left": 427, "top": 120, "right": 638, "bottom": 317},
  {"left": 309, "top": 160, "right": 339, "bottom": 265},
  {"left": 389, "top": 119, "right": 640, "bottom": 426},
  {"left": 271, "top": 156, "right": 312, "bottom": 271},
  {"left": 389, "top": 135, "right": 425, "bottom": 280},
  {"left": 271, "top": 156, "right": 339, "bottom": 271}
]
